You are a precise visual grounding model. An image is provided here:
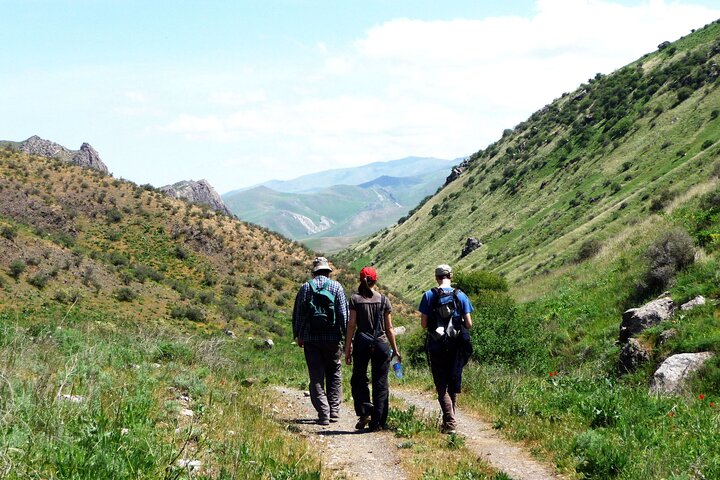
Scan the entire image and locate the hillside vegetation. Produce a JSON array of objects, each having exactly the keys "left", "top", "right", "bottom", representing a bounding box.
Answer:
[
  {"left": 343, "top": 20, "right": 720, "bottom": 297},
  {"left": 338, "top": 20, "right": 720, "bottom": 479},
  {"left": 0, "top": 148, "right": 327, "bottom": 477}
]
